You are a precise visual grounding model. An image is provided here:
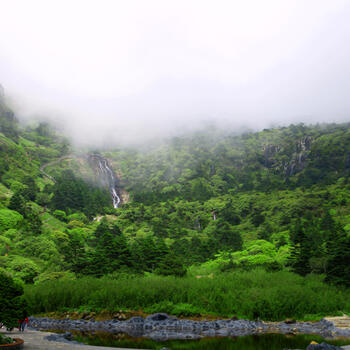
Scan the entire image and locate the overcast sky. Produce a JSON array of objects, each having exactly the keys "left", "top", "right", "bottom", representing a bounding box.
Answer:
[{"left": 1, "top": 0, "right": 350, "bottom": 146}]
